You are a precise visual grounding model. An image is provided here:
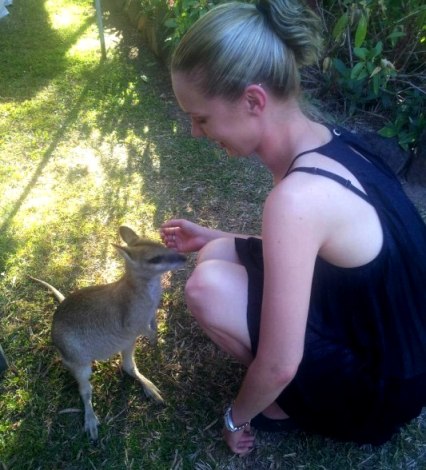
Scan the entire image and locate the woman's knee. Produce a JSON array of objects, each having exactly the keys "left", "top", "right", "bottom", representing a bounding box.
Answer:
[
  {"left": 185, "top": 260, "right": 251, "bottom": 358},
  {"left": 185, "top": 261, "right": 218, "bottom": 321},
  {"left": 185, "top": 259, "right": 247, "bottom": 325}
]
